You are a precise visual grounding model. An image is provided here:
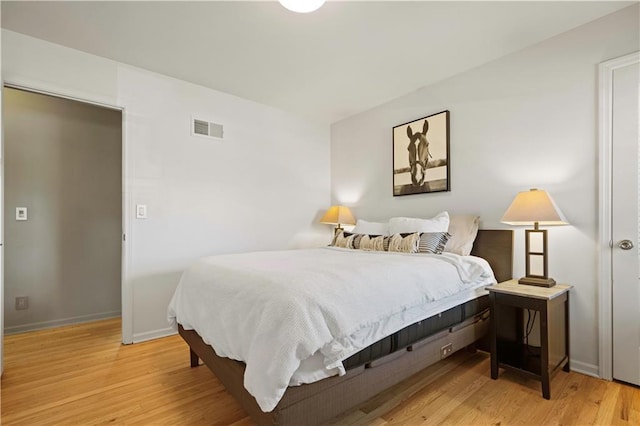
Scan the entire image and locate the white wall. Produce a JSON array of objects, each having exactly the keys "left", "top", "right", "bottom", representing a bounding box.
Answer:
[
  {"left": 2, "top": 30, "right": 331, "bottom": 342},
  {"left": 331, "top": 5, "right": 639, "bottom": 376}
]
